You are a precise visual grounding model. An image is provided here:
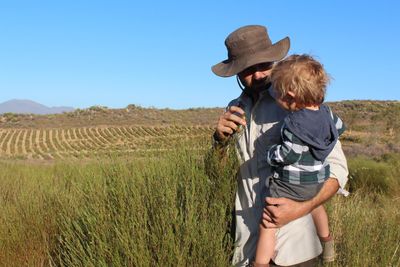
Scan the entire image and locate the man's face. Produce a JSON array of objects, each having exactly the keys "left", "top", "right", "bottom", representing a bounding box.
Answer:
[{"left": 237, "top": 62, "right": 274, "bottom": 92}]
